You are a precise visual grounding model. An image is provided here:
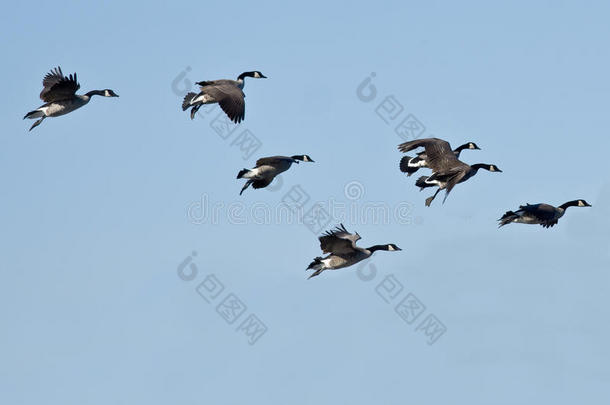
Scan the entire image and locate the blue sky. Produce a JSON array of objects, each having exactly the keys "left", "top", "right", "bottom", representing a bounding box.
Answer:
[{"left": 1, "top": 1, "right": 609, "bottom": 404}]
